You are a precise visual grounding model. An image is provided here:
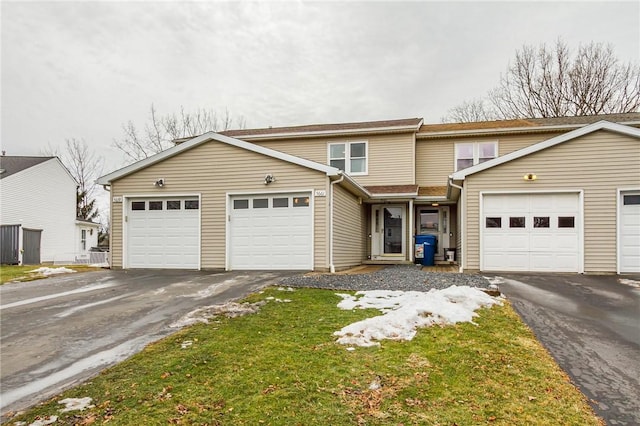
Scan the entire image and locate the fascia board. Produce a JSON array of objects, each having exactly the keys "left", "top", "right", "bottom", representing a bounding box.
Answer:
[
  {"left": 450, "top": 121, "right": 640, "bottom": 180},
  {"left": 416, "top": 120, "right": 640, "bottom": 139},
  {"left": 232, "top": 122, "right": 424, "bottom": 141},
  {"left": 97, "top": 132, "right": 340, "bottom": 185}
]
